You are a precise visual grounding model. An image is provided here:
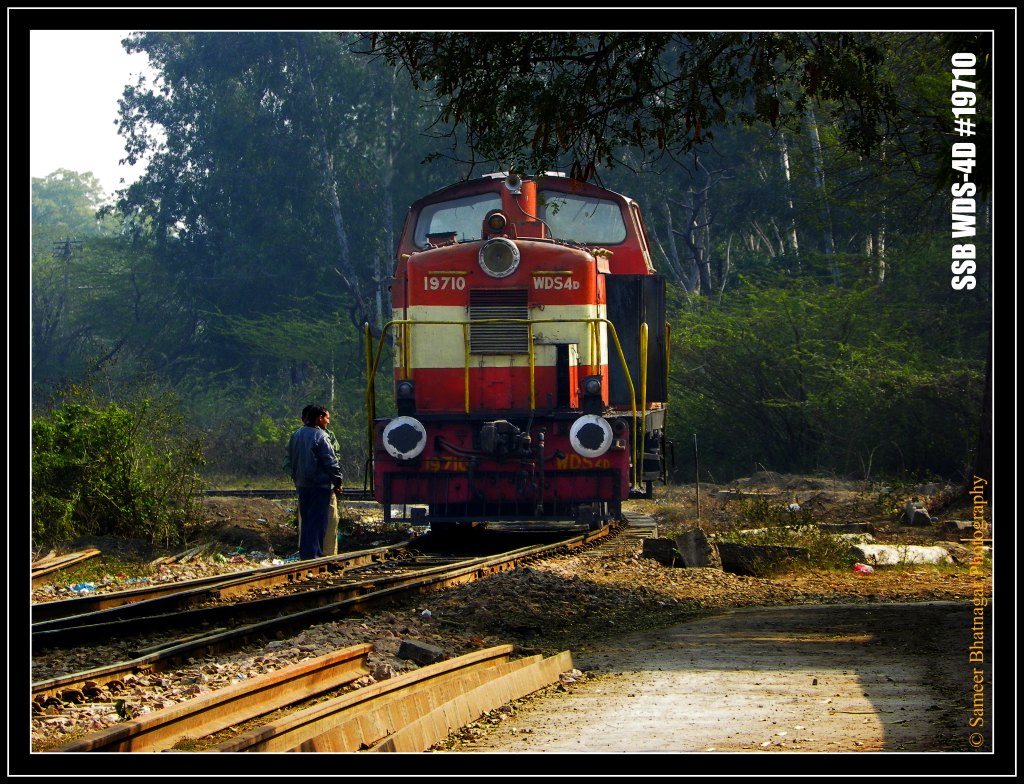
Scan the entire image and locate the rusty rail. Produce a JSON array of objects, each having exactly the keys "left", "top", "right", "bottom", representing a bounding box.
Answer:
[
  {"left": 32, "top": 541, "right": 412, "bottom": 627},
  {"left": 53, "top": 645, "right": 373, "bottom": 752},
  {"left": 212, "top": 646, "right": 574, "bottom": 753},
  {"left": 53, "top": 644, "right": 572, "bottom": 753},
  {"left": 33, "top": 527, "right": 608, "bottom": 701}
]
